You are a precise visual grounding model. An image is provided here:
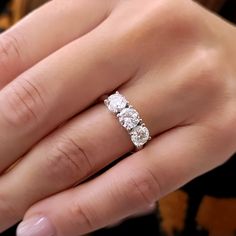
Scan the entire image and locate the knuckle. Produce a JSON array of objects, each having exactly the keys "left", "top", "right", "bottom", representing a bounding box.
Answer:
[
  {"left": 195, "top": 48, "right": 223, "bottom": 78},
  {"left": 123, "top": 169, "right": 161, "bottom": 208},
  {"left": 196, "top": 49, "right": 225, "bottom": 90},
  {"left": 0, "top": 32, "right": 23, "bottom": 72},
  {"left": 178, "top": 48, "right": 225, "bottom": 97},
  {"left": 1, "top": 78, "right": 45, "bottom": 127},
  {"left": 69, "top": 200, "right": 95, "bottom": 230},
  {"left": 157, "top": 1, "right": 201, "bottom": 41},
  {"left": 45, "top": 136, "right": 93, "bottom": 183},
  {"left": 111, "top": 0, "right": 201, "bottom": 60}
]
